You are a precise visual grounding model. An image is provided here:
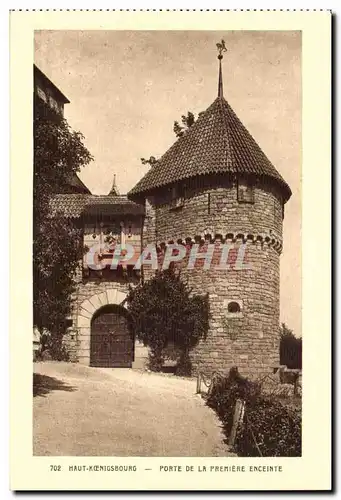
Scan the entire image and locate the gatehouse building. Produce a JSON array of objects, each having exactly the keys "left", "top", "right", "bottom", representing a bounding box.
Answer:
[{"left": 36, "top": 48, "right": 291, "bottom": 377}]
